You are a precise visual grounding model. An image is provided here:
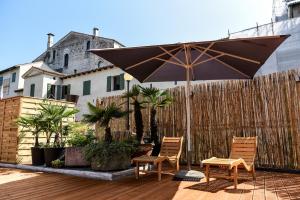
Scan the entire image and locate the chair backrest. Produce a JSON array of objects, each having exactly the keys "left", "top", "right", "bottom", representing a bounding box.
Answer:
[
  {"left": 159, "top": 136, "right": 183, "bottom": 159},
  {"left": 229, "top": 136, "right": 257, "bottom": 166}
]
